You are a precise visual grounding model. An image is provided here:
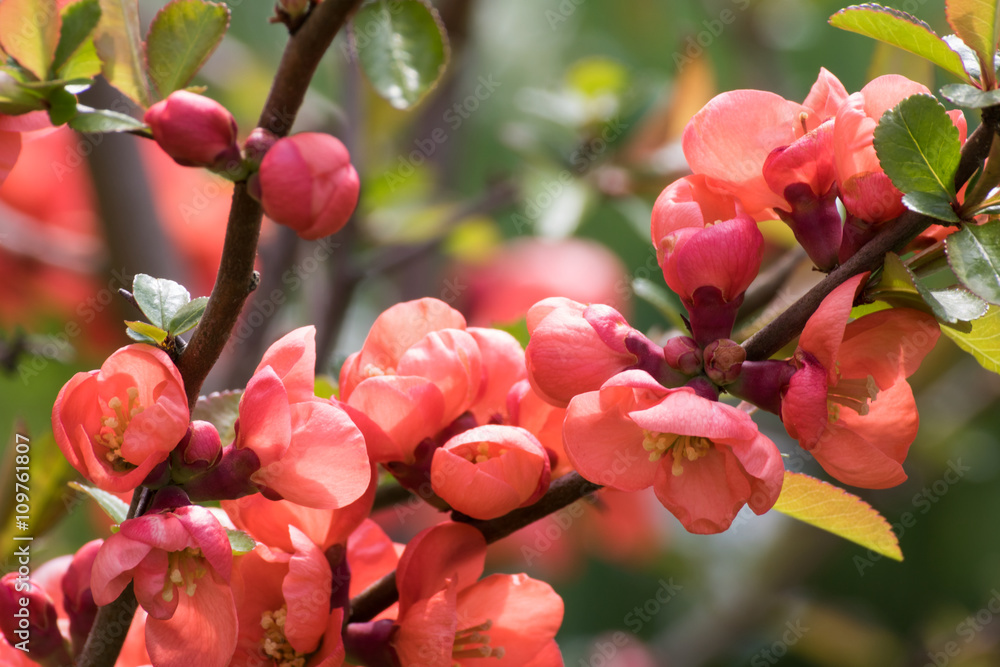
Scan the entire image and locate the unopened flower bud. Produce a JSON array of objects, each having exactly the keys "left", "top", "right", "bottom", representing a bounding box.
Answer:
[
  {"left": 0, "top": 572, "right": 69, "bottom": 664},
  {"left": 704, "top": 338, "right": 746, "bottom": 385},
  {"left": 63, "top": 540, "right": 102, "bottom": 655},
  {"left": 257, "top": 132, "right": 360, "bottom": 240},
  {"left": 663, "top": 336, "right": 702, "bottom": 375},
  {"left": 144, "top": 90, "right": 240, "bottom": 169},
  {"left": 171, "top": 420, "right": 223, "bottom": 483}
]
